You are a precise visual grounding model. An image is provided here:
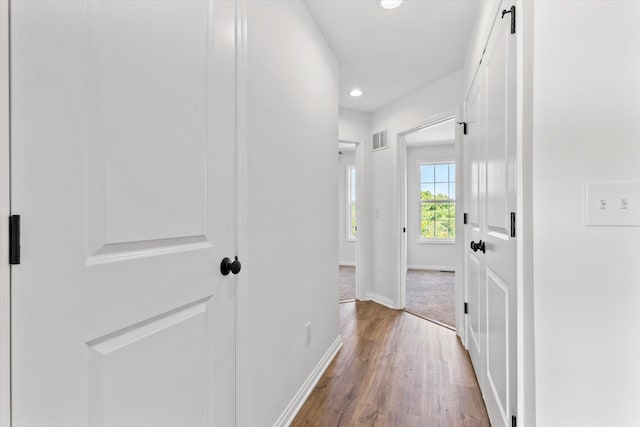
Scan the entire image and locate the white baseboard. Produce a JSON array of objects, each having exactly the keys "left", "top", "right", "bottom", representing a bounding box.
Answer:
[
  {"left": 407, "top": 264, "right": 455, "bottom": 272},
  {"left": 338, "top": 261, "right": 355, "bottom": 267},
  {"left": 273, "top": 335, "right": 343, "bottom": 427},
  {"left": 366, "top": 292, "right": 397, "bottom": 310}
]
